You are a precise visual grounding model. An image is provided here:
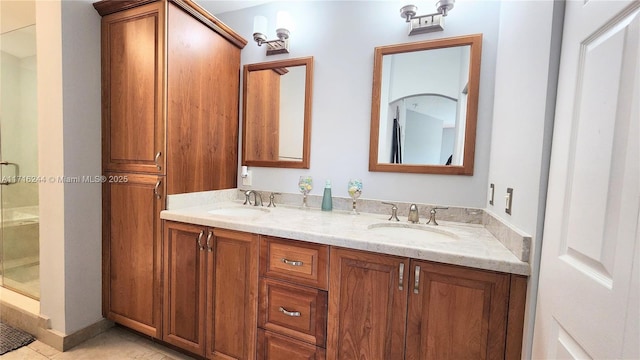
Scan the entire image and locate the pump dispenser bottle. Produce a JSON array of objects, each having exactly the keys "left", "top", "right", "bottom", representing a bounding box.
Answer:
[{"left": 321, "top": 179, "right": 333, "bottom": 211}]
